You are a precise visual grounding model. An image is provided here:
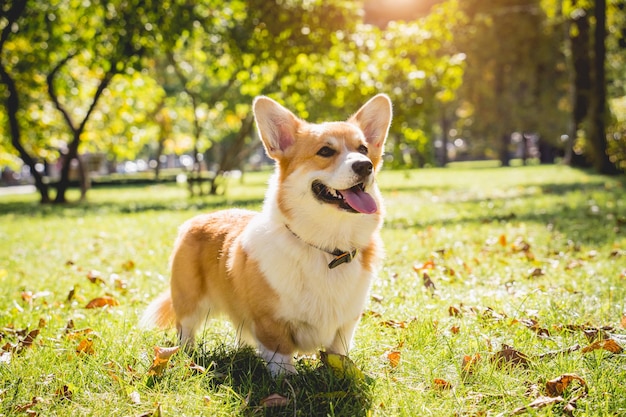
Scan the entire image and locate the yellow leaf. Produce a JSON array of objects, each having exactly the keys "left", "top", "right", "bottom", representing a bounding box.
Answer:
[{"left": 320, "top": 351, "right": 366, "bottom": 381}]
